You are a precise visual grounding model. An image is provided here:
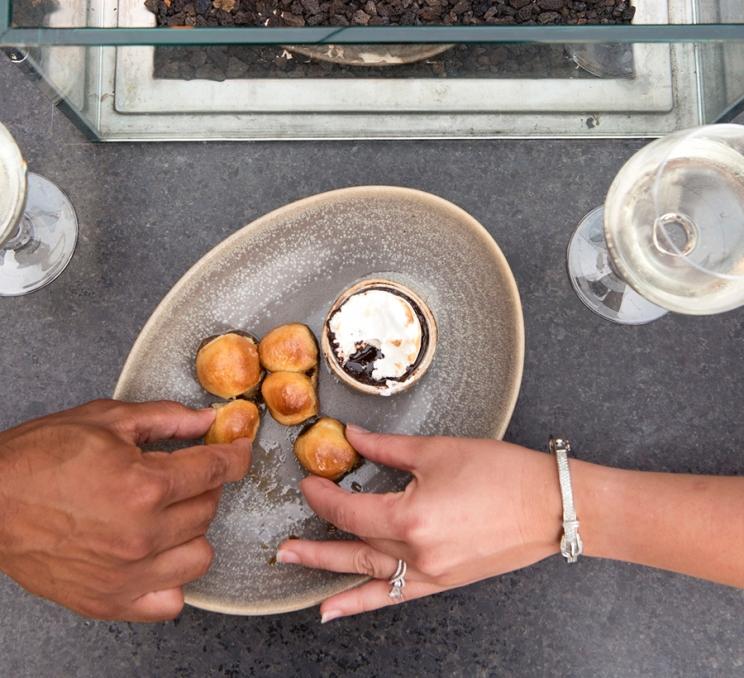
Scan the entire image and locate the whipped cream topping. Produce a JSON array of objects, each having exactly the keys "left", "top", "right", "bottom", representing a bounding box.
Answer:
[{"left": 329, "top": 289, "right": 423, "bottom": 383}]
